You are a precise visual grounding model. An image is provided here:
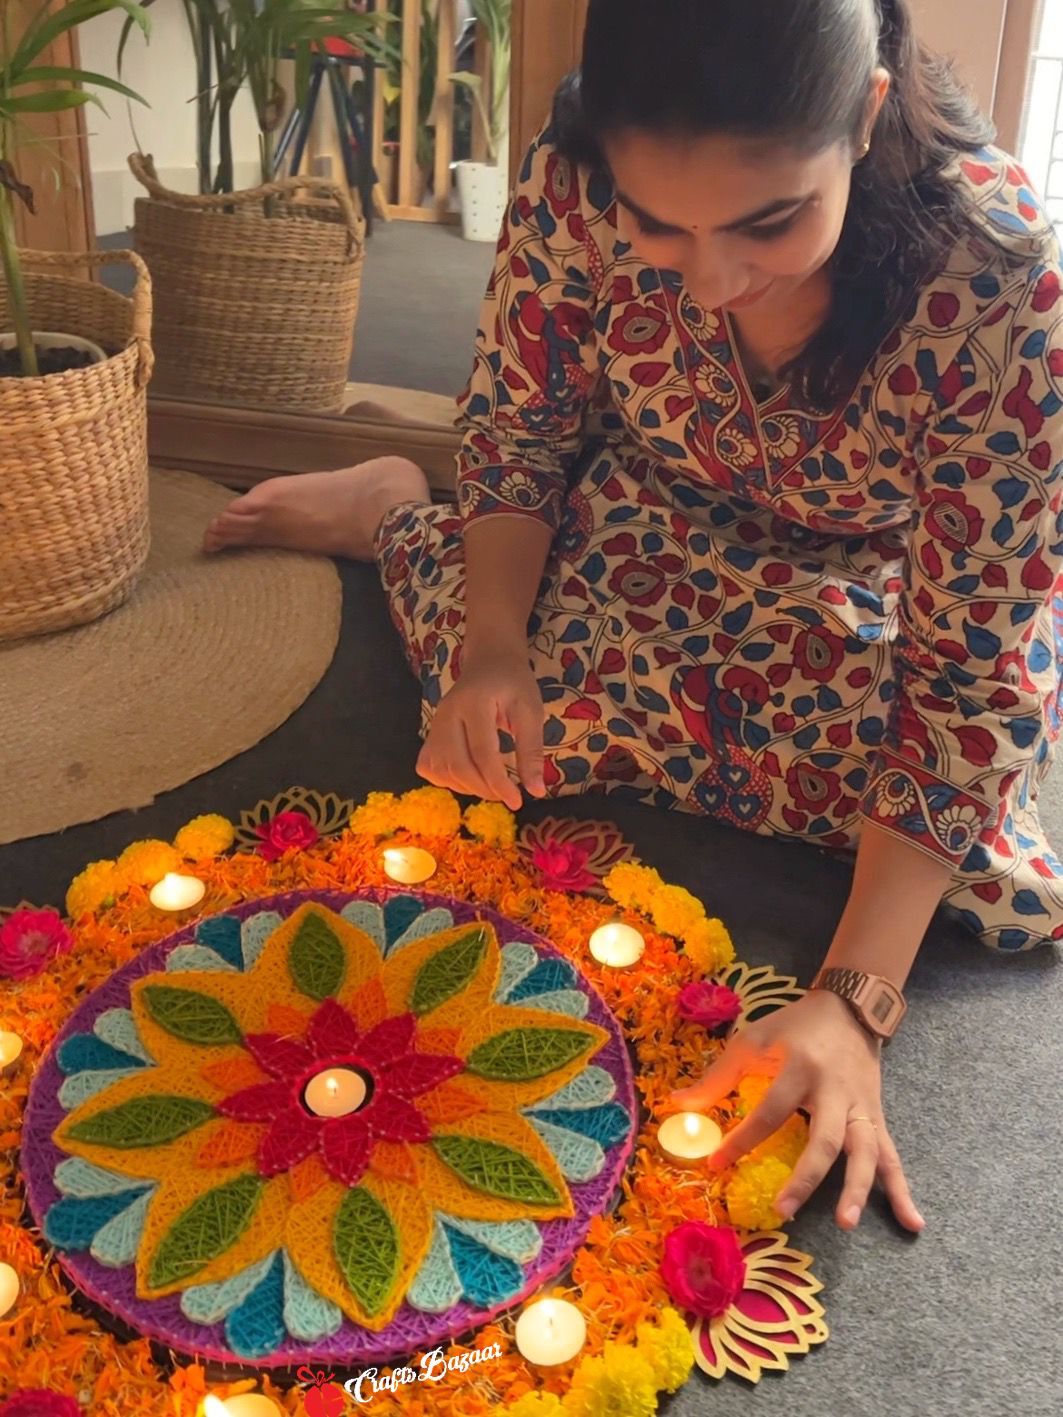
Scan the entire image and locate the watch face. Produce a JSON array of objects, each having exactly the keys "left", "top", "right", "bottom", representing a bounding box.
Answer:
[{"left": 870, "top": 990, "right": 898, "bottom": 1026}]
